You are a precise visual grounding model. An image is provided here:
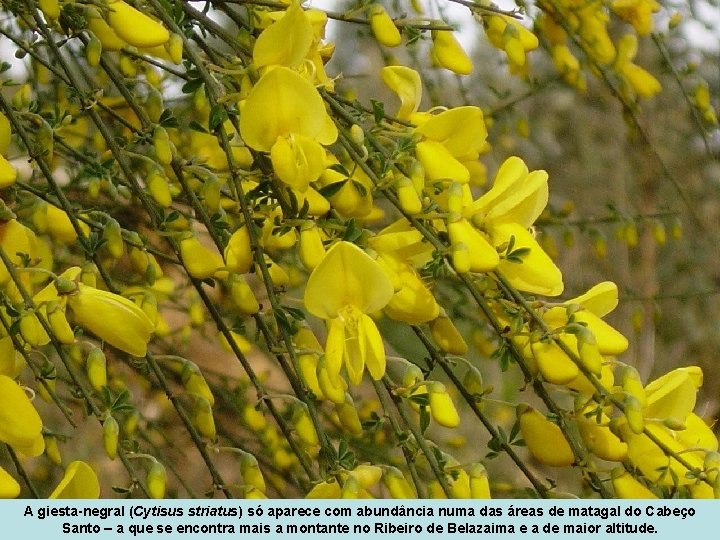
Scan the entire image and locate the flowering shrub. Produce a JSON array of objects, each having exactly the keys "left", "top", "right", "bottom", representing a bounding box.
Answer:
[{"left": 0, "top": 0, "right": 717, "bottom": 499}]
